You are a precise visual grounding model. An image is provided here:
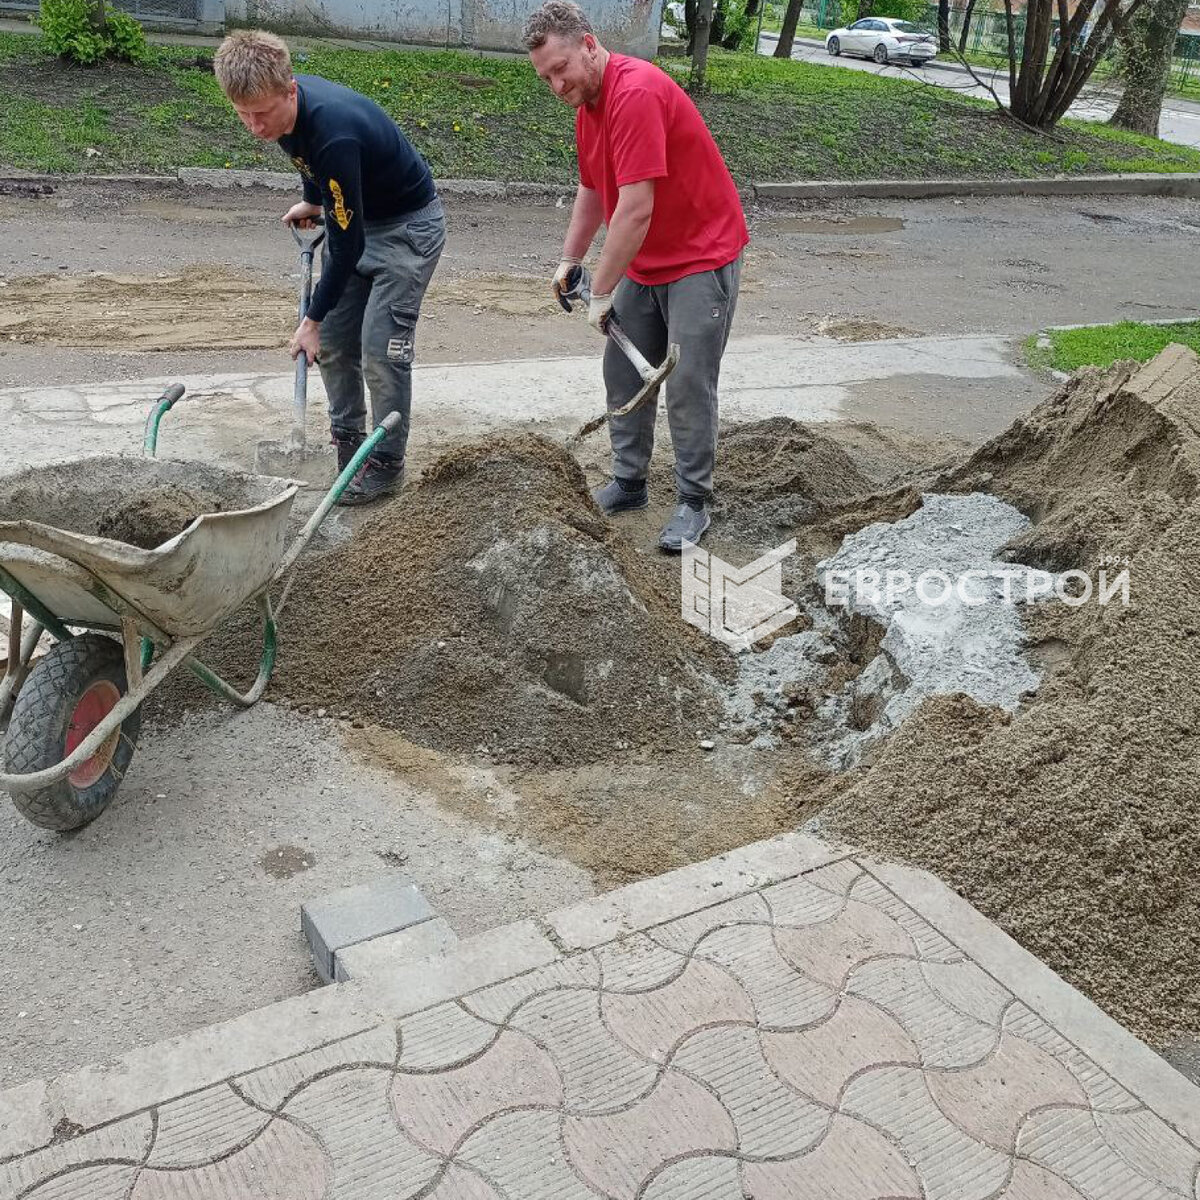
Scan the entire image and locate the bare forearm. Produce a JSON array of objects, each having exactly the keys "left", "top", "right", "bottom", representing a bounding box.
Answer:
[
  {"left": 562, "top": 185, "right": 604, "bottom": 261},
  {"left": 591, "top": 182, "right": 654, "bottom": 297}
]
